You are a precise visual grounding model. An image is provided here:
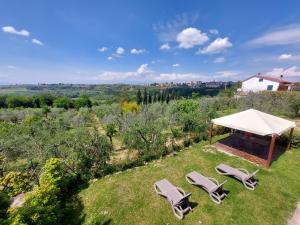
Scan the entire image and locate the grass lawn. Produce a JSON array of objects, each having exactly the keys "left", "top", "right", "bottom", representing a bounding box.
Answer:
[{"left": 76, "top": 139, "right": 300, "bottom": 225}]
